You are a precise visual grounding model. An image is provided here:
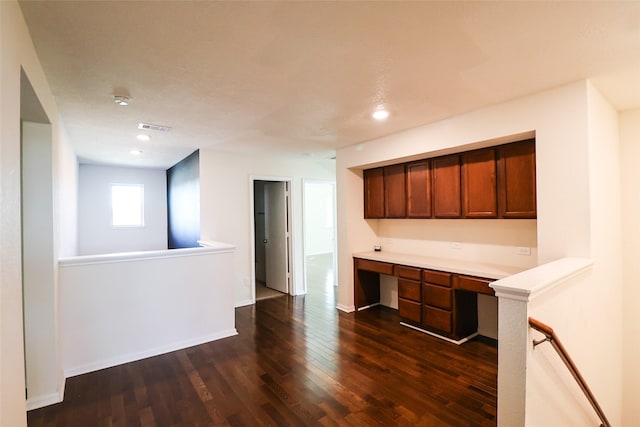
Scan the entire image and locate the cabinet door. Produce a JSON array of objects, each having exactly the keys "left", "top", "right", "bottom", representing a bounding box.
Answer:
[
  {"left": 399, "top": 299, "right": 422, "bottom": 324},
  {"left": 423, "top": 284, "right": 452, "bottom": 310},
  {"left": 406, "top": 160, "right": 432, "bottom": 218},
  {"left": 423, "top": 305, "right": 452, "bottom": 334},
  {"left": 363, "top": 168, "right": 384, "bottom": 218},
  {"left": 398, "top": 279, "right": 421, "bottom": 302},
  {"left": 462, "top": 148, "right": 497, "bottom": 218},
  {"left": 384, "top": 164, "right": 406, "bottom": 218},
  {"left": 497, "top": 140, "right": 536, "bottom": 218},
  {"left": 432, "top": 155, "right": 461, "bottom": 218}
]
